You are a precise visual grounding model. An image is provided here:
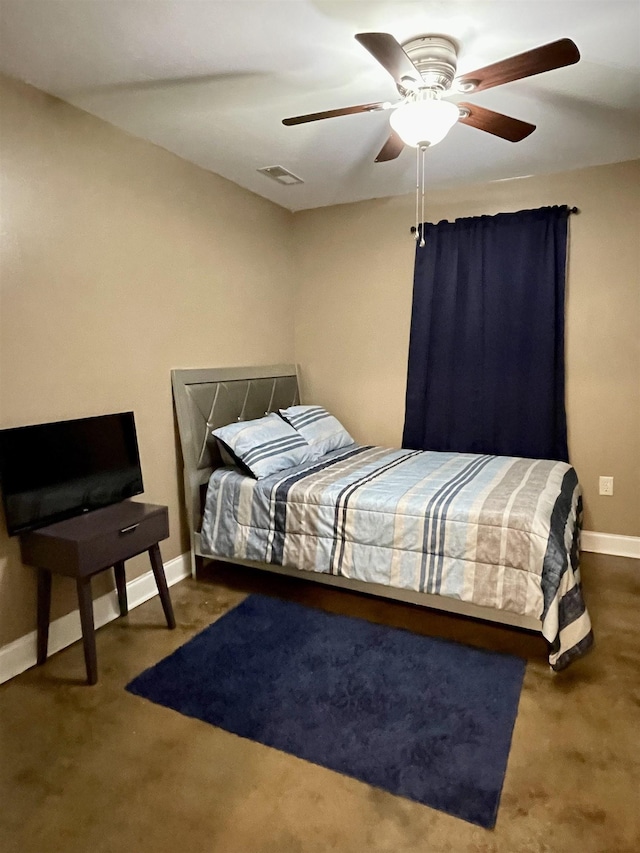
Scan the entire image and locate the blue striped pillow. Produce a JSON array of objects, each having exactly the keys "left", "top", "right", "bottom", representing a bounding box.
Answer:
[
  {"left": 279, "top": 405, "right": 354, "bottom": 457},
  {"left": 212, "top": 413, "right": 320, "bottom": 479}
]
